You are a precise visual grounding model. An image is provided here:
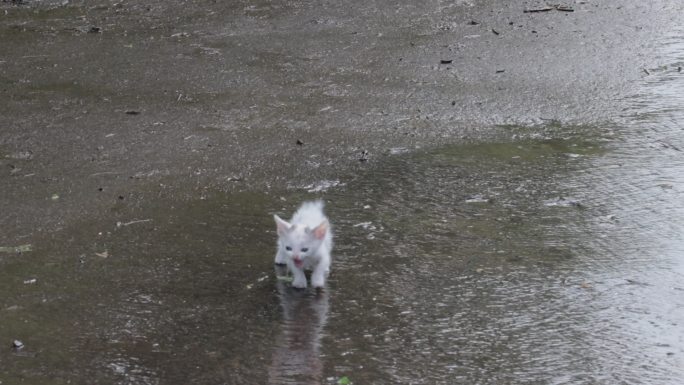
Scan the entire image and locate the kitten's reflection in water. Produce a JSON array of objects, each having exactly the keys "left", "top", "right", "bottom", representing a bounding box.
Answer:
[{"left": 268, "top": 264, "right": 330, "bottom": 385}]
